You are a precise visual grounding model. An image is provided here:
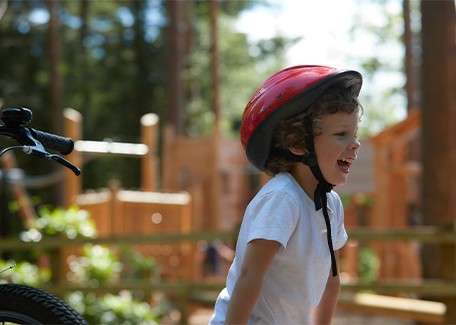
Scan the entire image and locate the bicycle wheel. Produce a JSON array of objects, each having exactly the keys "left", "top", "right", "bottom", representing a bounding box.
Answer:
[{"left": 0, "top": 283, "right": 87, "bottom": 325}]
